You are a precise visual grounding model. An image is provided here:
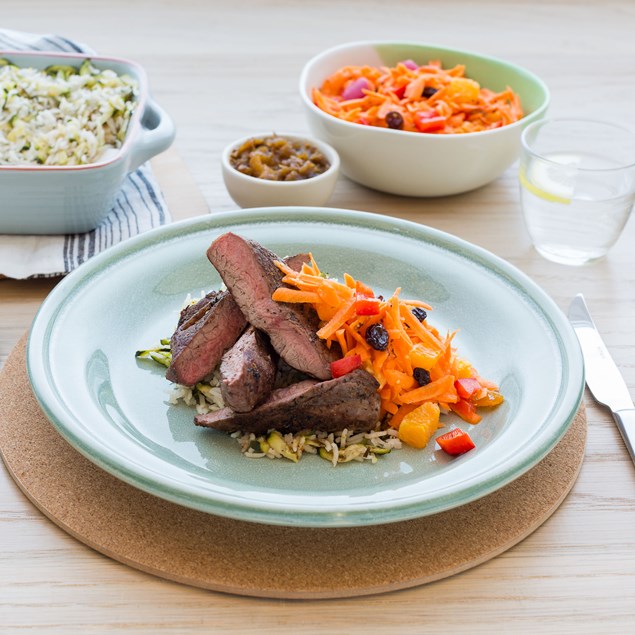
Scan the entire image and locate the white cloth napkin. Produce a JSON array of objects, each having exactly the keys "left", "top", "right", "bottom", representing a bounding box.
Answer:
[{"left": 0, "top": 28, "right": 171, "bottom": 279}]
